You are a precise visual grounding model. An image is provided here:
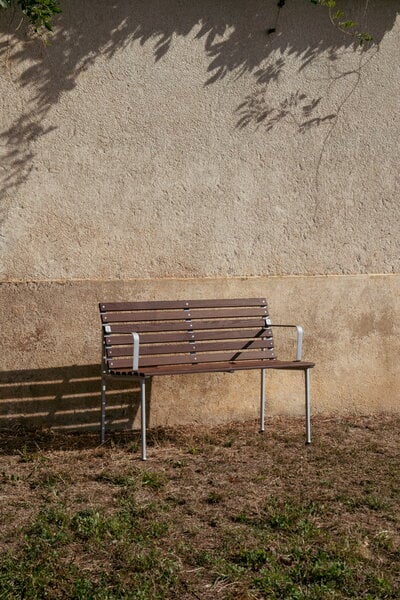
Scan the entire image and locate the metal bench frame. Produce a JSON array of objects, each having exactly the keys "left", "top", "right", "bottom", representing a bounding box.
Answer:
[{"left": 99, "top": 298, "right": 314, "bottom": 460}]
